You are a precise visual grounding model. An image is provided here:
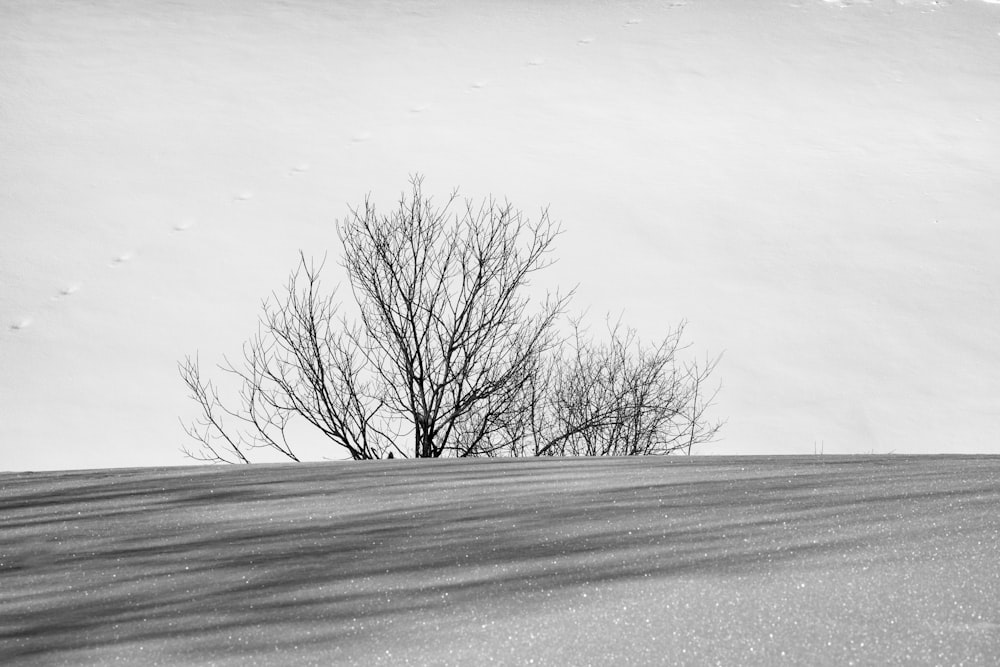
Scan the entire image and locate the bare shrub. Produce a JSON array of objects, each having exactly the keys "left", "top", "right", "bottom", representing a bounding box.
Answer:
[{"left": 180, "top": 177, "right": 720, "bottom": 462}]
